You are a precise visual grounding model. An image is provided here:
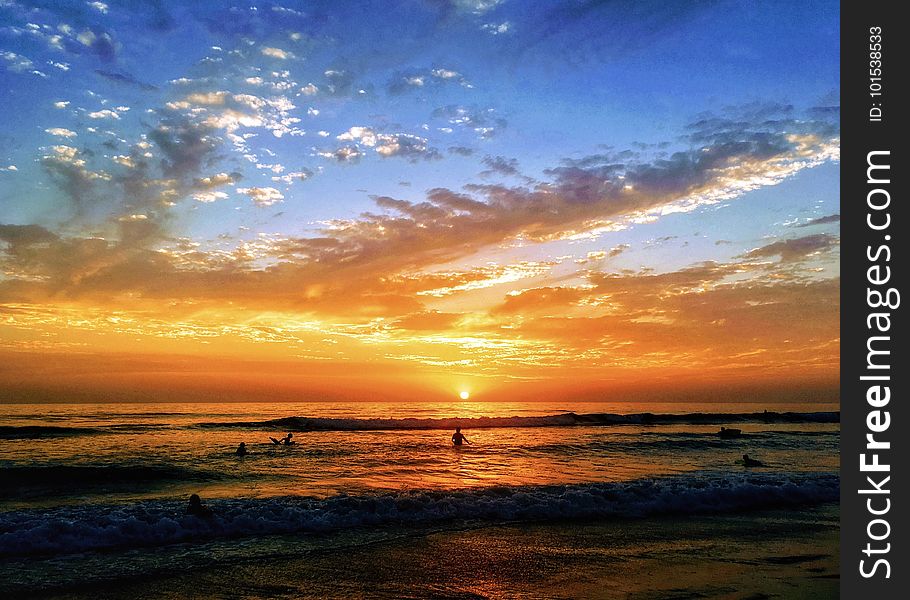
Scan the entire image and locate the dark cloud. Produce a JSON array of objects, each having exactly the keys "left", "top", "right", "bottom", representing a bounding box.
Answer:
[
  {"left": 40, "top": 146, "right": 105, "bottom": 214},
  {"left": 95, "top": 70, "right": 158, "bottom": 91},
  {"left": 0, "top": 224, "right": 59, "bottom": 246},
  {"left": 608, "top": 244, "right": 630, "bottom": 258},
  {"left": 558, "top": 151, "right": 636, "bottom": 171},
  {"left": 149, "top": 118, "right": 220, "bottom": 179},
  {"left": 432, "top": 105, "right": 507, "bottom": 137},
  {"left": 808, "top": 106, "right": 840, "bottom": 119},
  {"left": 77, "top": 28, "right": 118, "bottom": 62},
  {"left": 387, "top": 67, "right": 469, "bottom": 95},
  {"left": 796, "top": 214, "right": 840, "bottom": 227},
  {"left": 323, "top": 69, "right": 356, "bottom": 97},
  {"left": 448, "top": 146, "right": 475, "bottom": 156},
  {"left": 742, "top": 234, "right": 839, "bottom": 262},
  {"left": 481, "top": 155, "right": 520, "bottom": 177},
  {"left": 131, "top": 0, "right": 177, "bottom": 32}
]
